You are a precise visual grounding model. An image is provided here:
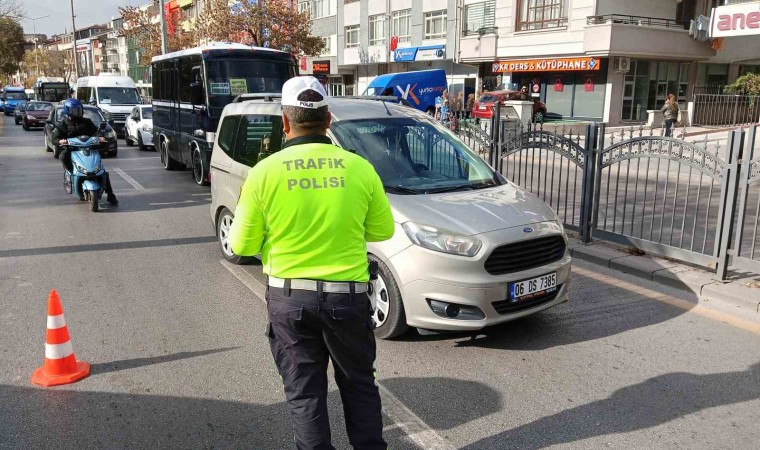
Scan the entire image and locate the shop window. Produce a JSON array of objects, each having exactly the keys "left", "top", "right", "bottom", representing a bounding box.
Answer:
[
  {"left": 369, "top": 15, "right": 386, "bottom": 46},
  {"left": 463, "top": 1, "right": 496, "bottom": 36},
  {"left": 517, "top": 0, "right": 567, "bottom": 32},
  {"left": 424, "top": 10, "right": 447, "bottom": 40},
  {"left": 345, "top": 25, "right": 359, "bottom": 48},
  {"left": 392, "top": 9, "right": 411, "bottom": 43}
]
